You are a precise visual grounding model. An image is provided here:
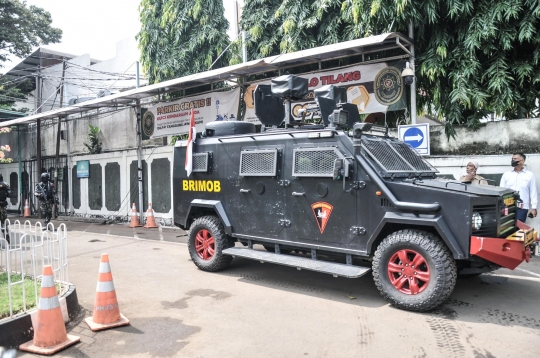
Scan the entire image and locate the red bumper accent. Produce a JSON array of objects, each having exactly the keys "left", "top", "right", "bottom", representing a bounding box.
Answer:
[
  {"left": 470, "top": 236, "right": 527, "bottom": 270},
  {"left": 517, "top": 220, "right": 532, "bottom": 231}
]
